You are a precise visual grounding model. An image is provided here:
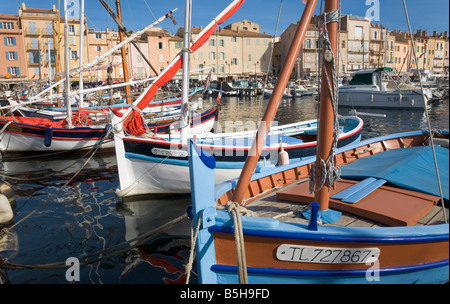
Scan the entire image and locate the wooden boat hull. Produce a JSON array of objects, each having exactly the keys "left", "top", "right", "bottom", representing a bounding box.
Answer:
[
  {"left": 0, "top": 106, "right": 217, "bottom": 155},
  {"left": 114, "top": 116, "right": 363, "bottom": 196},
  {"left": 188, "top": 130, "right": 449, "bottom": 284},
  {"left": 210, "top": 221, "right": 448, "bottom": 284}
]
